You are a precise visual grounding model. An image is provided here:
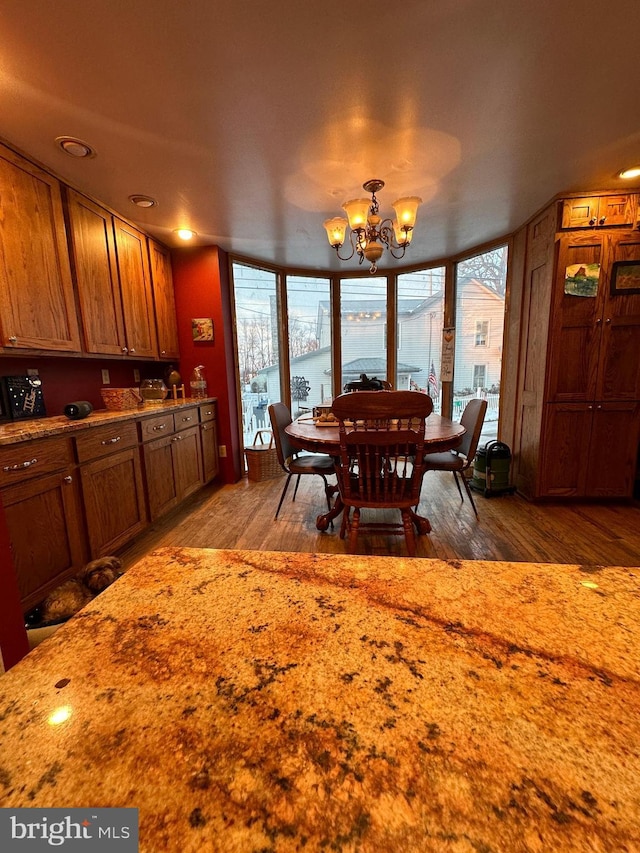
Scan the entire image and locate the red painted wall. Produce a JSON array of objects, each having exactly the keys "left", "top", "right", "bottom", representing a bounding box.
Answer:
[
  {"left": 0, "top": 356, "right": 171, "bottom": 418},
  {"left": 0, "top": 502, "right": 29, "bottom": 668},
  {"left": 171, "top": 246, "right": 242, "bottom": 483}
]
